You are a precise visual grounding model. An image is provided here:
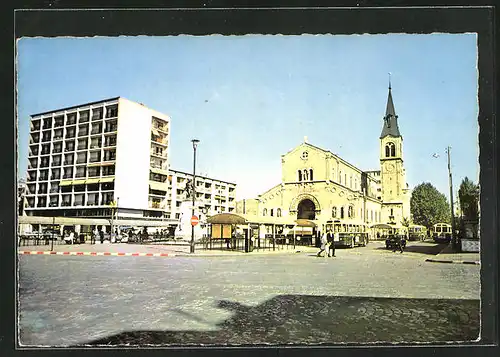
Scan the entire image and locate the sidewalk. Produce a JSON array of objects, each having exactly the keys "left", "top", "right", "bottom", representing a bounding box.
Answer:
[
  {"left": 425, "top": 244, "right": 480, "bottom": 265},
  {"left": 17, "top": 242, "right": 315, "bottom": 257}
]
